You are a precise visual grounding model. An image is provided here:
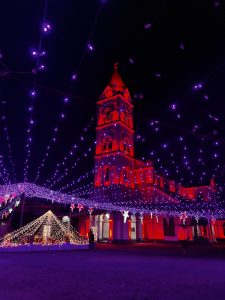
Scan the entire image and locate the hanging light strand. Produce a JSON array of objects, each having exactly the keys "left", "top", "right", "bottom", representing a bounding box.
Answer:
[{"left": 23, "top": 0, "right": 49, "bottom": 182}]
